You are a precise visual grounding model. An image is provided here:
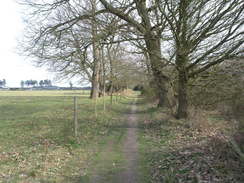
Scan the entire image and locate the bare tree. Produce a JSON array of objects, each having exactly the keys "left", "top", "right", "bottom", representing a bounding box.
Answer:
[
  {"left": 18, "top": 0, "right": 243, "bottom": 119},
  {"left": 18, "top": 0, "right": 115, "bottom": 99},
  {"left": 90, "top": 0, "right": 101, "bottom": 99},
  {"left": 99, "top": 0, "right": 243, "bottom": 118},
  {"left": 158, "top": 0, "right": 244, "bottom": 118},
  {"left": 99, "top": 0, "right": 171, "bottom": 107}
]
